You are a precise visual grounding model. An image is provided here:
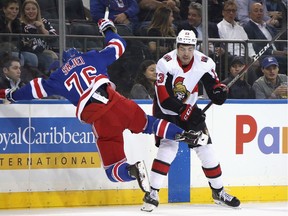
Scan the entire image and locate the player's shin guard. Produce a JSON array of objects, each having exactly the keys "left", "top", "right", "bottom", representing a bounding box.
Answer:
[{"left": 143, "top": 115, "right": 184, "bottom": 140}]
